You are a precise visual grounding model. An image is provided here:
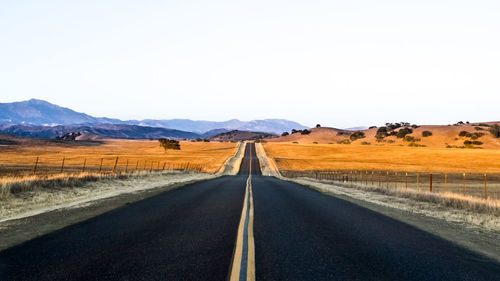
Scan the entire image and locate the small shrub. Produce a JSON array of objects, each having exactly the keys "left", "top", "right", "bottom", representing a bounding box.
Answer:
[
  {"left": 292, "top": 141, "right": 298, "bottom": 144},
  {"left": 474, "top": 126, "right": 484, "bottom": 131},
  {"left": 472, "top": 141, "right": 483, "bottom": 145},
  {"left": 470, "top": 132, "right": 485, "bottom": 140},
  {"left": 396, "top": 127, "right": 413, "bottom": 138},
  {"left": 369, "top": 126, "right": 377, "bottom": 129},
  {"left": 408, "top": 142, "right": 426, "bottom": 147},
  {"left": 337, "top": 139, "right": 351, "bottom": 145},
  {"left": 281, "top": 132, "right": 289, "bottom": 136},
  {"left": 360, "top": 141, "right": 371, "bottom": 145},
  {"left": 350, "top": 131, "right": 366, "bottom": 141},
  {"left": 313, "top": 141, "right": 318, "bottom": 144},
  {"left": 478, "top": 123, "right": 490, "bottom": 127},
  {"left": 387, "top": 140, "right": 395, "bottom": 143},
  {"left": 489, "top": 124, "right": 500, "bottom": 138},
  {"left": 403, "top": 136, "right": 415, "bottom": 142},
  {"left": 422, "top": 130, "right": 433, "bottom": 137},
  {"left": 458, "top": 131, "right": 472, "bottom": 137},
  {"left": 316, "top": 124, "right": 321, "bottom": 128},
  {"left": 376, "top": 126, "right": 388, "bottom": 138},
  {"left": 300, "top": 129, "right": 311, "bottom": 135}
]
